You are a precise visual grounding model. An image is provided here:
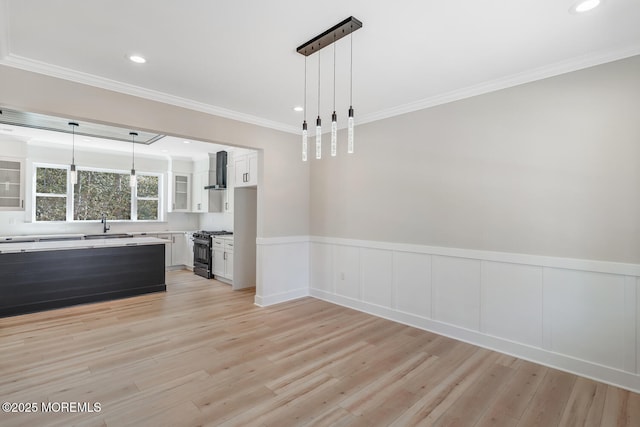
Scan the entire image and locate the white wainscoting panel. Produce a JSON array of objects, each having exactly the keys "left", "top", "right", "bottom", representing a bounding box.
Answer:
[
  {"left": 543, "top": 268, "right": 626, "bottom": 371},
  {"left": 624, "top": 276, "right": 637, "bottom": 374},
  {"left": 394, "top": 251, "right": 432, "bottom": 318},
  {"left": 310, "top": 243, "right": 333, "bottom": 294},
  {"left": 637, "top": 276, "right": 640, "bottom": 374},
  {"left": 254, "top": 237, "right": 309, "bottom": 307},
  {"left": 308, "top": 235, "right": 640, "bottom": 392},
  {"left": 481, "top": 261, "right": 543, "bottom": 347},
  {"left": 361, "top": 248, "right": 393, "bottom": 308},
  {"left": 432, "top": 256, "right": 482, "bottom": 331},
  {"left": 333, "top": 245, "right": 361, "bottom": 300}
]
